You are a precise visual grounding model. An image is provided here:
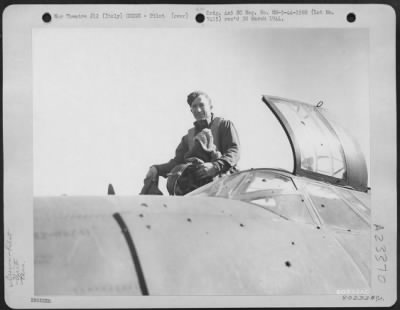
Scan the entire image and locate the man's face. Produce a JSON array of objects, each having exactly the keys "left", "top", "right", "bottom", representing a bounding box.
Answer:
[{"left": 190, "top": 95, "right": 212, "bottom": 121}]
